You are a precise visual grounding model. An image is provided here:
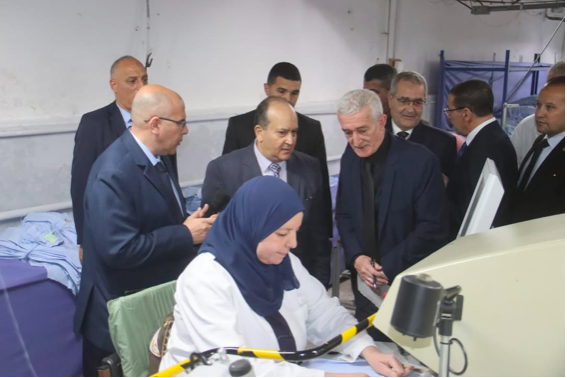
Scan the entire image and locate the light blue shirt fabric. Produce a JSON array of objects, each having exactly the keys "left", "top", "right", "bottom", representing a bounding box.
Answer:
[
  {"left": 253, "top": 139, "right": 288, "bottom": 183},
  {"left": 117, "top": 103, "right": 132, "bottom": 128},
  {"left": 0, "top": 212, "right": 81, "bottom": 295},
  {"left": 519, "top": 132, "right": 565, "bottom": 186},
  {"left": 130, "top": 130, "right": 184, "bottom": 214}
]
